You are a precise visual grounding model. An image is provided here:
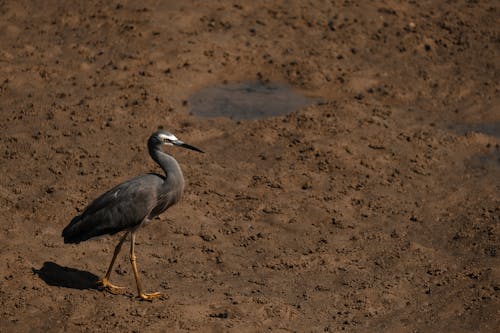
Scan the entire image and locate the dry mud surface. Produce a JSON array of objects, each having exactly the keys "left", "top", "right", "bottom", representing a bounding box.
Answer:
[{"left": 1, "top": 1, "right": 499, "bottom": 332}]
